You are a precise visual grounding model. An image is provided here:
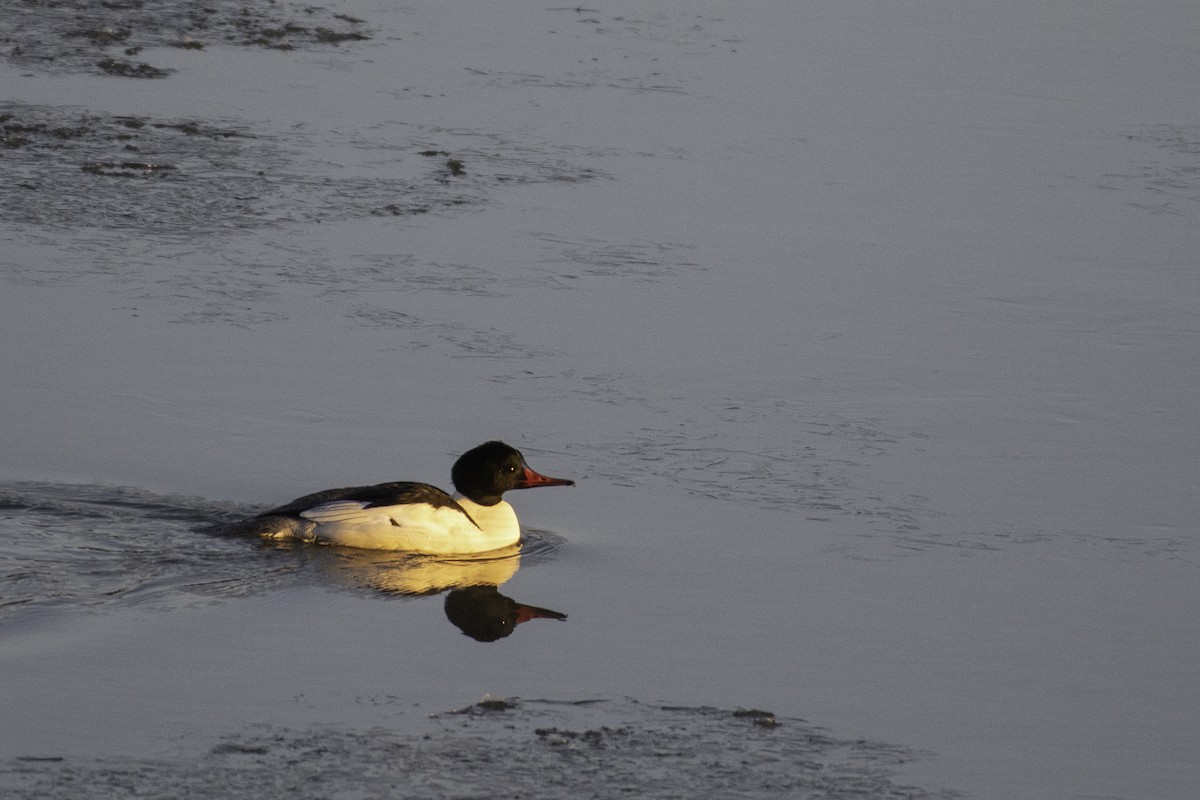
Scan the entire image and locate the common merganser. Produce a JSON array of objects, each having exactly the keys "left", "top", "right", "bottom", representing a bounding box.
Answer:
[{"left": 247, "top": 441, "right": 574, "bottom": 554}]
